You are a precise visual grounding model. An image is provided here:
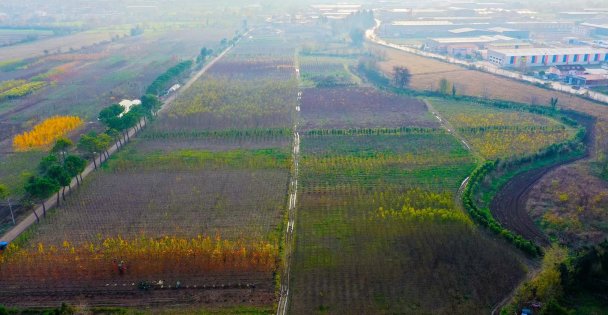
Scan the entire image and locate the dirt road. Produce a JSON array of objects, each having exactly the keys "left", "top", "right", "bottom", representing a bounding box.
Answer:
[{"left": 489, "top": 113, "right": 595, "bottom": 247}]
